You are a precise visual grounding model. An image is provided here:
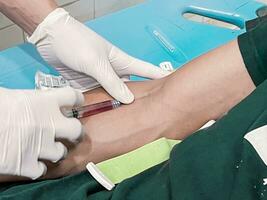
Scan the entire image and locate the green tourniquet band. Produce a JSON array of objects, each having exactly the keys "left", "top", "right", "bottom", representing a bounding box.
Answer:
[
  {"left": 96, "top": 138, "right": 180, "bottom": 184},
  {"left": 238, "top": 16, "right": 267, "bottom": 86}
]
